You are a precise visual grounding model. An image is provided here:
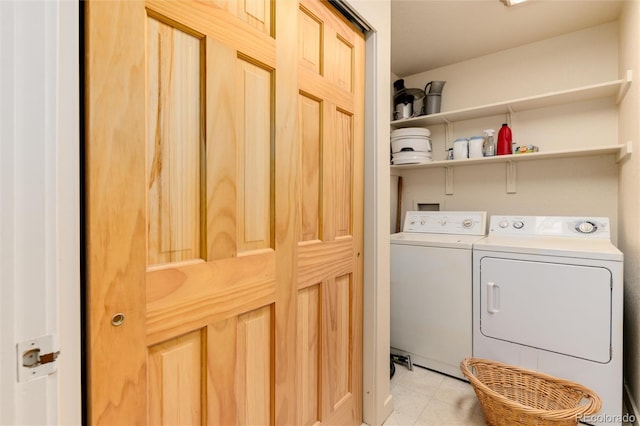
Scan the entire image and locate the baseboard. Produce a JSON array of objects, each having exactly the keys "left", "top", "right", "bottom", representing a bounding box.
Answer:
[{"left": 624, "top": 381, "right": 639, "bottom": 426}]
